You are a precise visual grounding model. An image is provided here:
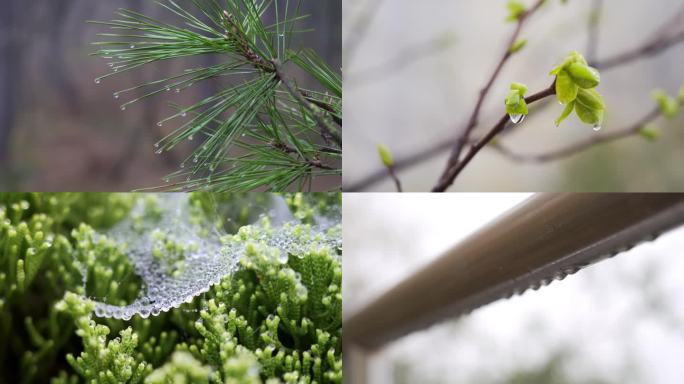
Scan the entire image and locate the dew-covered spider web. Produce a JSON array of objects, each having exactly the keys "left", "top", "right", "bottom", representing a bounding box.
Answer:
[{"left": 83, "top": 194, "right": 340, "bottom": 320}]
